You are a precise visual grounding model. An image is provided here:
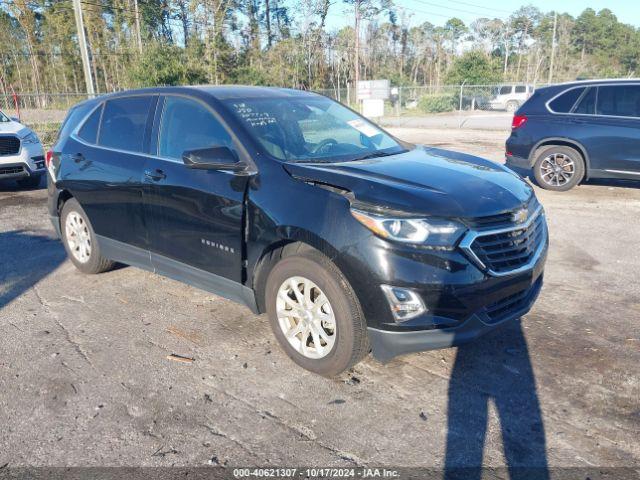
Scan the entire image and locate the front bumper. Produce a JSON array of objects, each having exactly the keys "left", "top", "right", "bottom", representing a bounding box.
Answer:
[
  {"left": 0, "top": 142, "right": 46, "bottom": 180},
  {"left": 336, "top": 205, "right": 548, "bottom": 362},
  {"left": 369, "top": 269, "right": 544, "bottom": 363}
]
